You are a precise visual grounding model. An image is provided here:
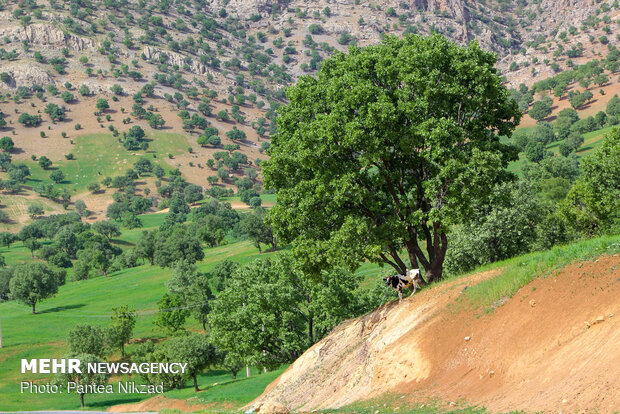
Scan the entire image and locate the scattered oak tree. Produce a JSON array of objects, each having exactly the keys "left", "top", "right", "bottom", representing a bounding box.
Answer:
[{"left": 9, "top": 262, "right": 60, "bottom": 313}]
